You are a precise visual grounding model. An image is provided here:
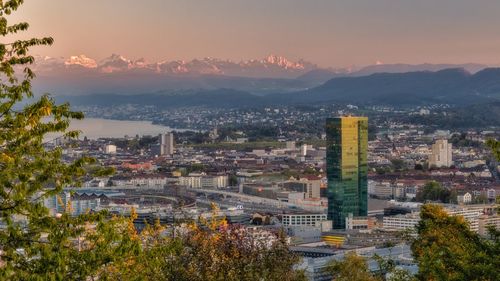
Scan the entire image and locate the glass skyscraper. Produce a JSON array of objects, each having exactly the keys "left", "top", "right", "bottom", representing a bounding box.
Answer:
[{"left": 326, "top": 116, "right": 368, "bottom": 229}]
